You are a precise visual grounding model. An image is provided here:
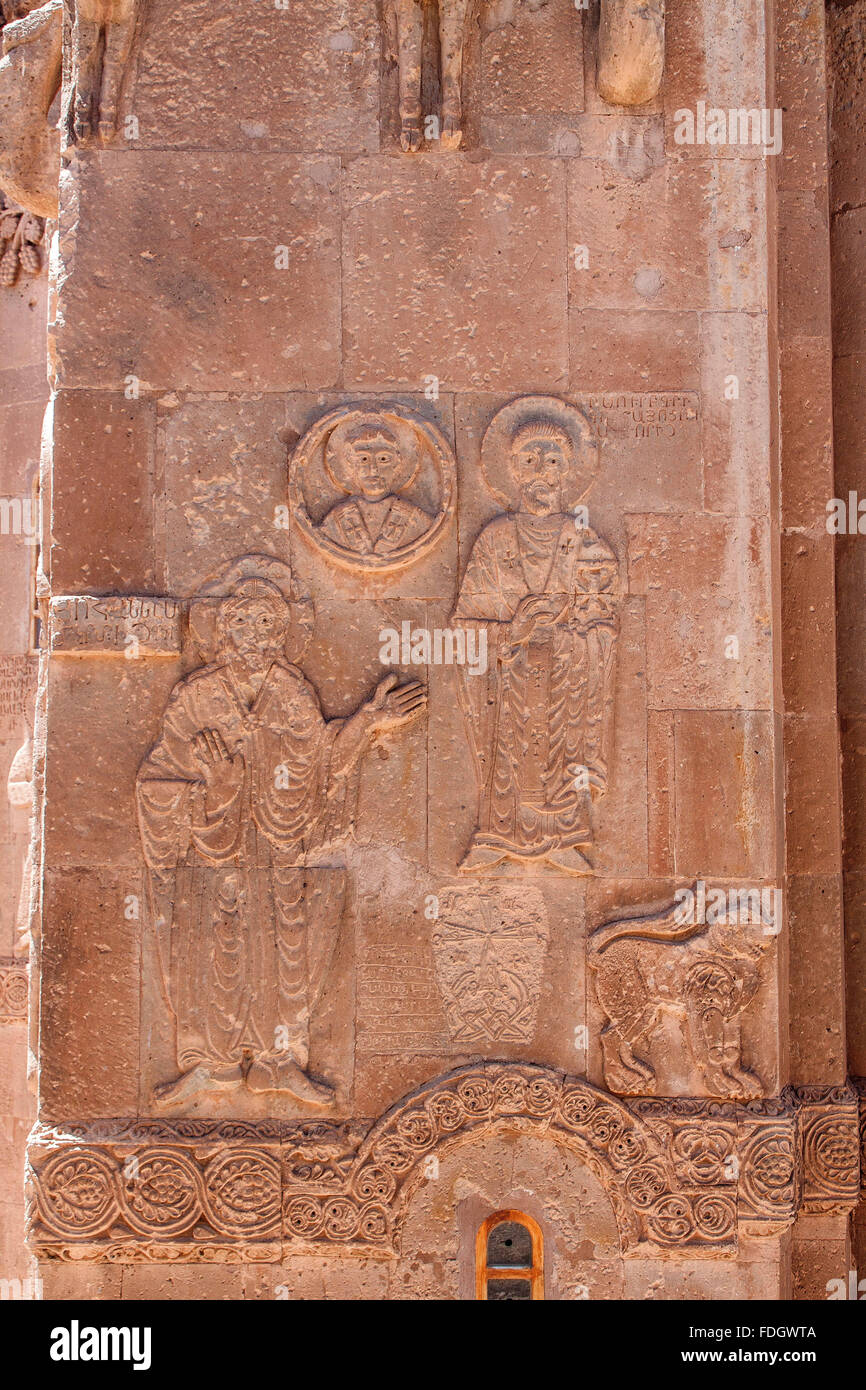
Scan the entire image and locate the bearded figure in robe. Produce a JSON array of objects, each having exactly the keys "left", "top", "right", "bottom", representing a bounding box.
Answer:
[
  {"left": 137, "top": 572, "right": 425, "bottom": 1109},
  {"left": 453, "top": 415, "right": 619, "bottom": 874},
  {"left": 318, "top": 419, "right": 432, "bottom": 559}
]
